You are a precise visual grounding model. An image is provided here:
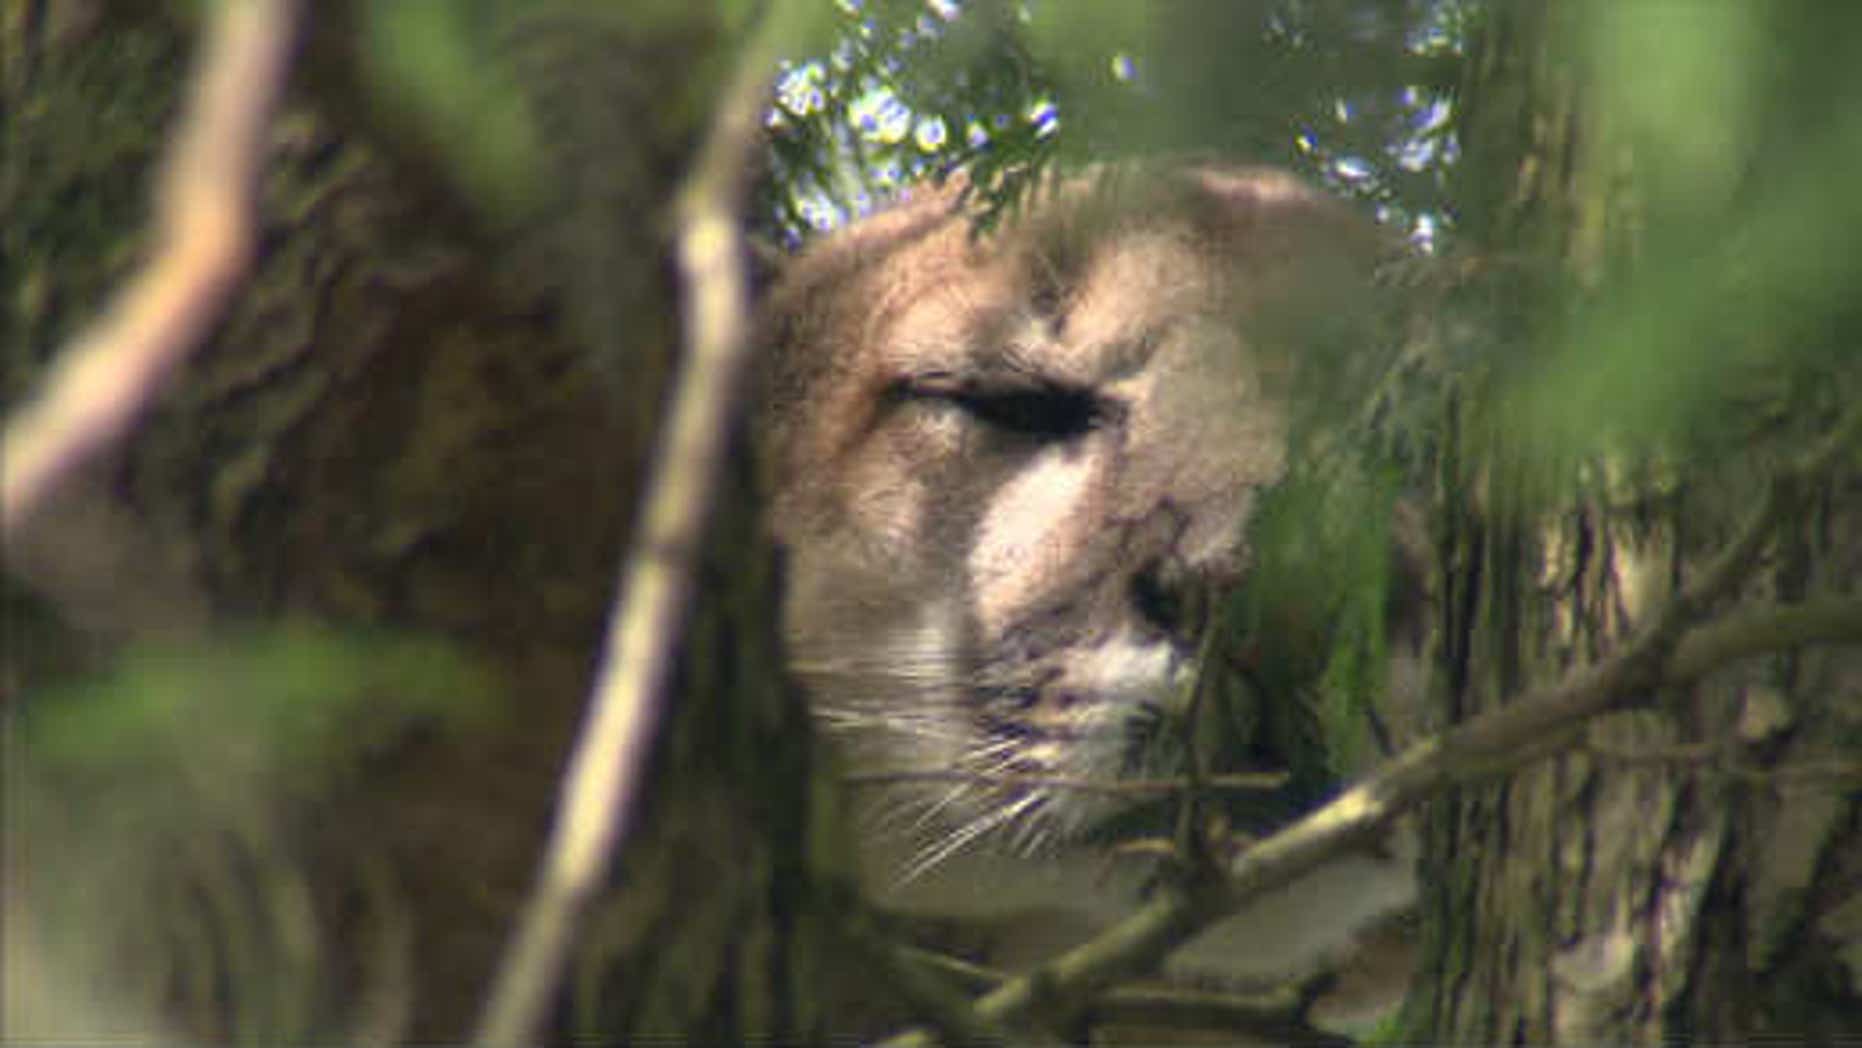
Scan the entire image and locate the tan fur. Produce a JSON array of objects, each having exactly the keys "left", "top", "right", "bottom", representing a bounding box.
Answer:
[{"left": 757, "top": 166, "right": 1409, "bottom": 998}]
